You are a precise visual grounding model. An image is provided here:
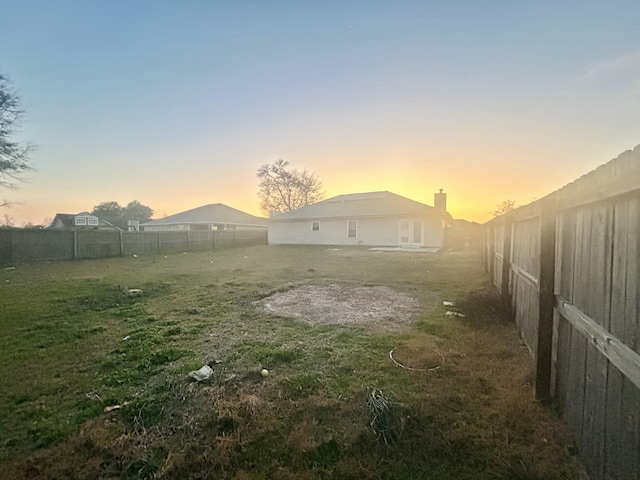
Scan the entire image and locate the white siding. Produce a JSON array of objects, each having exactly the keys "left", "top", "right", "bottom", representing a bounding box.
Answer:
[
  {"left": 269, "top": 217, "right": 443, "bottom": 247},
  {"left": 422, "top": 220, "right": 444, "bottom": 247}
]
